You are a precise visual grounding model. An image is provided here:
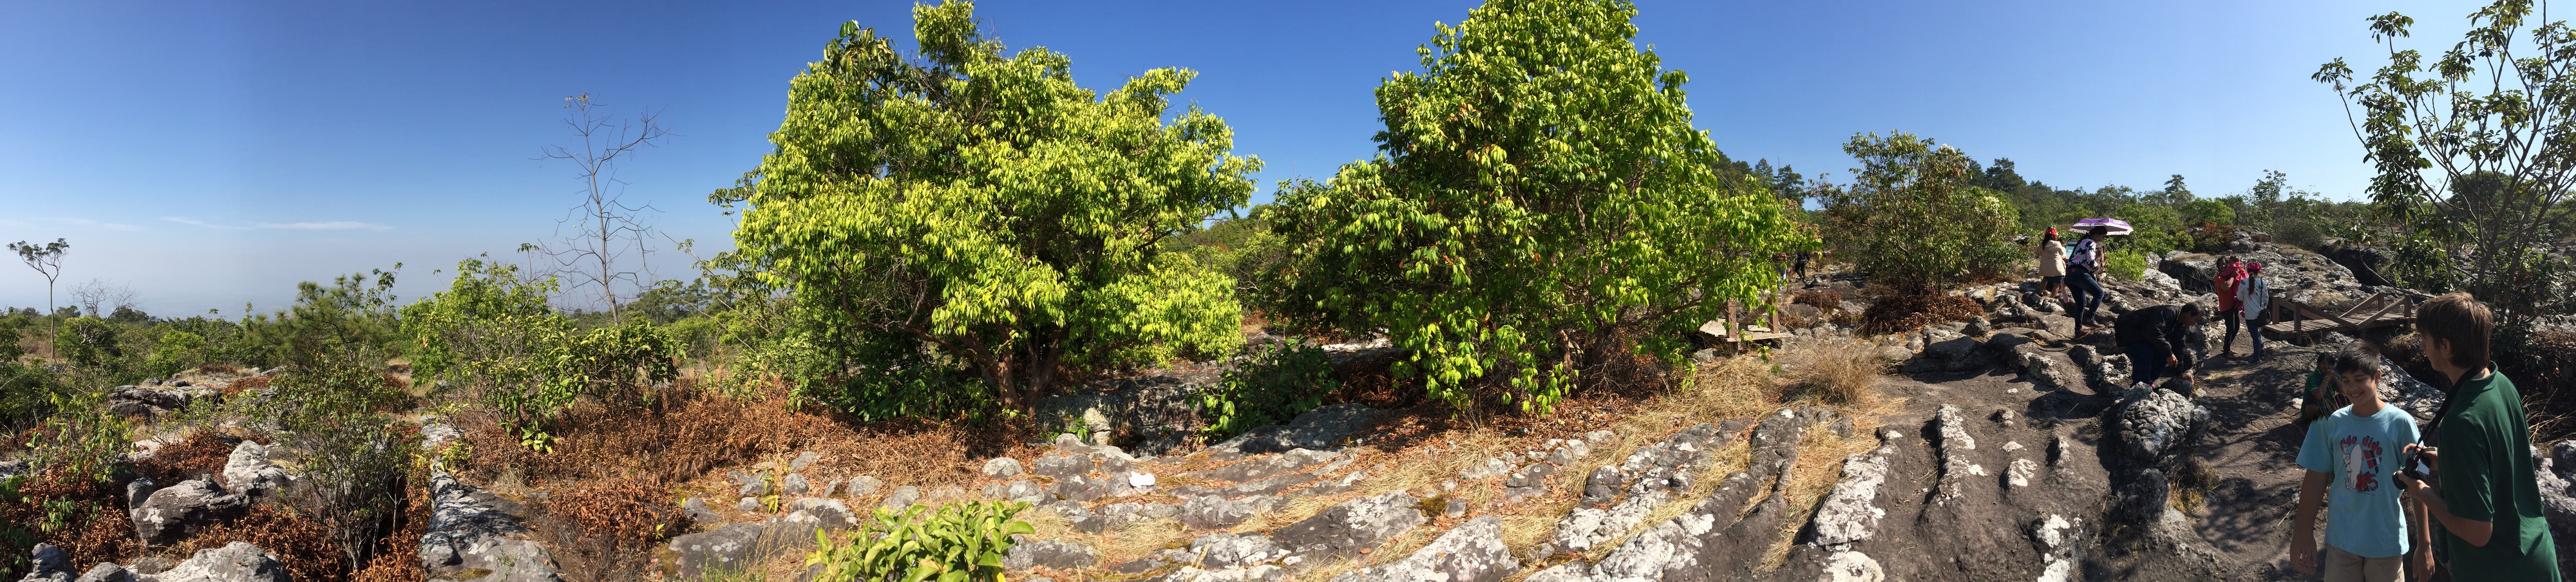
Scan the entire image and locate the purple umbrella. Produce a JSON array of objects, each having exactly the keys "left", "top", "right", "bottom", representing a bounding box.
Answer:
[{"left": 2068, "top": 218, "right": 2133, "bottom": 236}]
